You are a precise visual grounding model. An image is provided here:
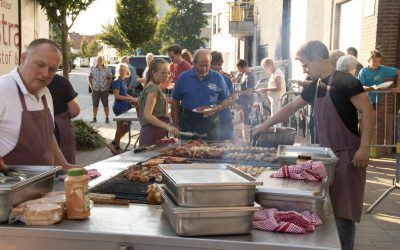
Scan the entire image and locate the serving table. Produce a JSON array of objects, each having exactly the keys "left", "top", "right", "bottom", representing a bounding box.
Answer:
[
  {"left": 0, "top": 149, "right": 341, "bottom": 250},
  {"left": 113, "top": 109, "right": 140, "bottom": 151}
]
